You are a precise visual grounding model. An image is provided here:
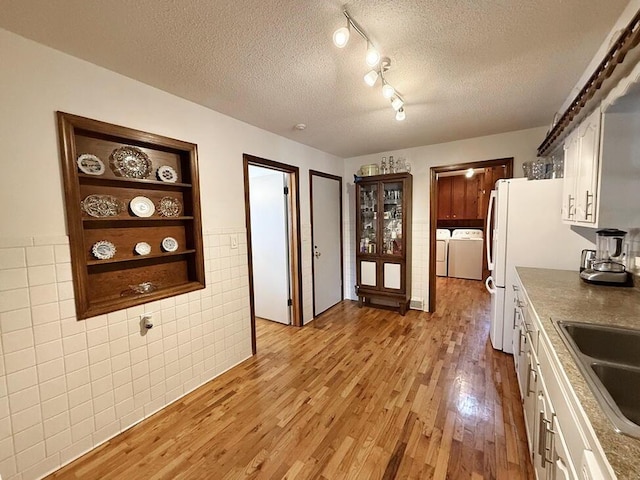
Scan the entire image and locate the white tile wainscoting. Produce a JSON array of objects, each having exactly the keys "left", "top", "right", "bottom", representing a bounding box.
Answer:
[{"left": 0, "top": 229, "right": 252, "bottom": 480}]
